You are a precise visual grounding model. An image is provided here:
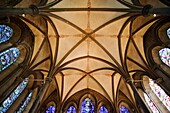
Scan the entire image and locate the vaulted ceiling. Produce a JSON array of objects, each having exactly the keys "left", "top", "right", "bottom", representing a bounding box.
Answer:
[{"left": 5, "top": 0, "right": 169, "bottom": 112}]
